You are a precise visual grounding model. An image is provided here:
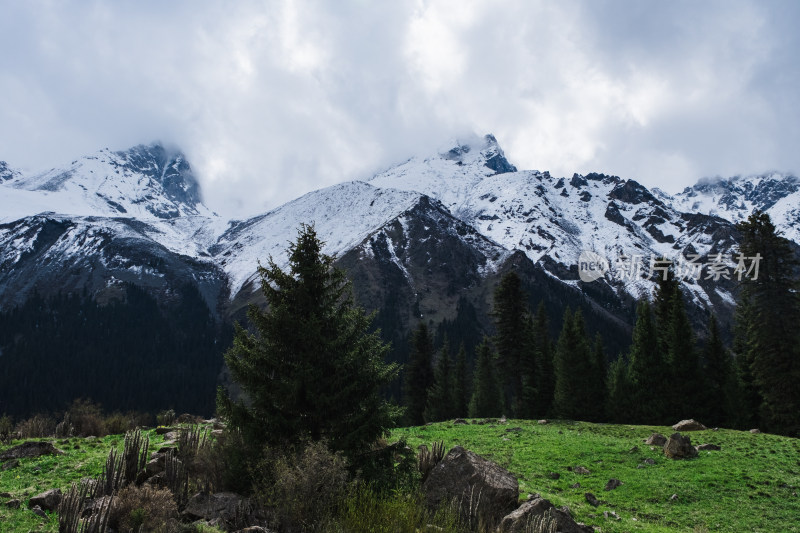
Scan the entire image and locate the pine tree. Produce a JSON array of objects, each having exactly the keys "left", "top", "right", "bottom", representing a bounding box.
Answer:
[
  {"left": 587, "top": 333, "right": 608, "bottom": 422},
  {"left": 606, "top": 354, "right": 633, "bottom": 423},
  {"left": 452, "top": 343, "right": 470, "bottom": 418},
  {"left": 492, "top": 271, "right": 530, "bottom": 416},
  {"left": 702, "top": 315, "right": 738, "bottom": 427},
  {"left": 516, "top": 316, "right": 539, "bottom": 419},
  {"left": 532, "top": 302, "right": 555, "bottom": 417},
  {"left": 404, "top": 322, "right": 435, "bottom": 426},
  {"left": 733, "top": 297, "right": 759, "bottom": 429},
  {"left": 736, "top": 211, "right": 800, "bottom": 435},
  {"left": 218, "top": 224, "right": 401, "bottom": 462},
  {"left": 425, "top": 340, "right": 454, "bottom": 422},
  {"left": 469, "top": 337, "right": 503, "bottom": 418},
  {"left": 662, "top": 283, "right": 702, "bottom": 421},
  {"left": 552, "top": 309, "right": 595, "bottom": 420},
  {"left": 627, "top": 300, "right": 668, "bottom": 424}
]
